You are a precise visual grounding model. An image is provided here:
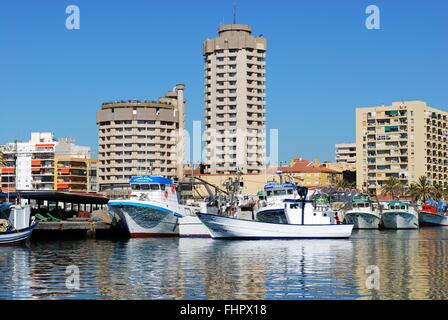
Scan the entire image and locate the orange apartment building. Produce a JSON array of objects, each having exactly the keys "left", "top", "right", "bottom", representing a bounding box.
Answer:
[{"left": 0, "top": 133, "right": 97, "bottom": 193}]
